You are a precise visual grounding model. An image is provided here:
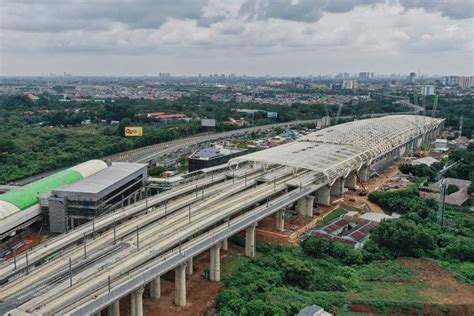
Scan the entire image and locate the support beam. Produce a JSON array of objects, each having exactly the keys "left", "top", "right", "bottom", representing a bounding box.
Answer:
[
  {"left": 186, "top": 257, "right": 193, "bottom": 275},
  {"left": 175, "top": 264, "right": 187, "bottom": 307},
  {"left": 131, "top": 286, "right": 144, "bottom": 316},
  {"left": 276, "top": 209, "right": 285, "bottom": 232},
  {"left": 317, "top": 186, "right": 331, "bottom": 206},
  {"left": 222, "top": 238, "right": 228, "bottom": 251},
  {"left": 107, "top": 301, "right": 120, "bottom": 316},
  {"left": 210, "top": 243, "right": 222, "bottom": 282},
  {"left": 330, "top": 178, "right": 345, "bottom": 197},
  {"left": 245, "top": 223, "right": 257, "bottom": 257},
  {"left": 345, "top": 171, "right": 357, "bottom": 190},
  {"left": 150, "top": 276, "right": 161, "bottom": 300}
]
